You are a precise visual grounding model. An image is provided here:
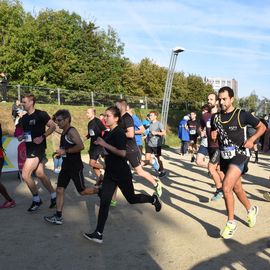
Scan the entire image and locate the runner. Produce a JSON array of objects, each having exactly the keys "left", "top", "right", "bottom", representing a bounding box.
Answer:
[
  {"left": 44, "top": 109, "right": 98, "bottom": 225},
  {"left": 0, "top": 123, "right": 16, "bottom": 208},
  {"left": 116, "top": 100, "right": 162, "bottom": 197},
  {"left": 247, "top": 110, "right": 259, "bottom": 163},
  {"left": 211, "top": 86, "right": 266, "bottom": 239},
  {"left": 86, "top": 108, "right": 106, "bottom": 185},
  {"left": 187, "top": 111, "right": 199, "bottom": 162},
  {"left": 19, "top": 94, "right": 56, "bottom": 211},
  {"left": 196, "top": 104, "right": 211, "bottom": 168},
  {"left": 202, "top": 93, "right": 224, "bottom": 201},
  {"left": 145, "top": 111, "right": 166, "bottom": 177},
  {"left": 83, "top": 106, "right": 161, "bottom": 243}
]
